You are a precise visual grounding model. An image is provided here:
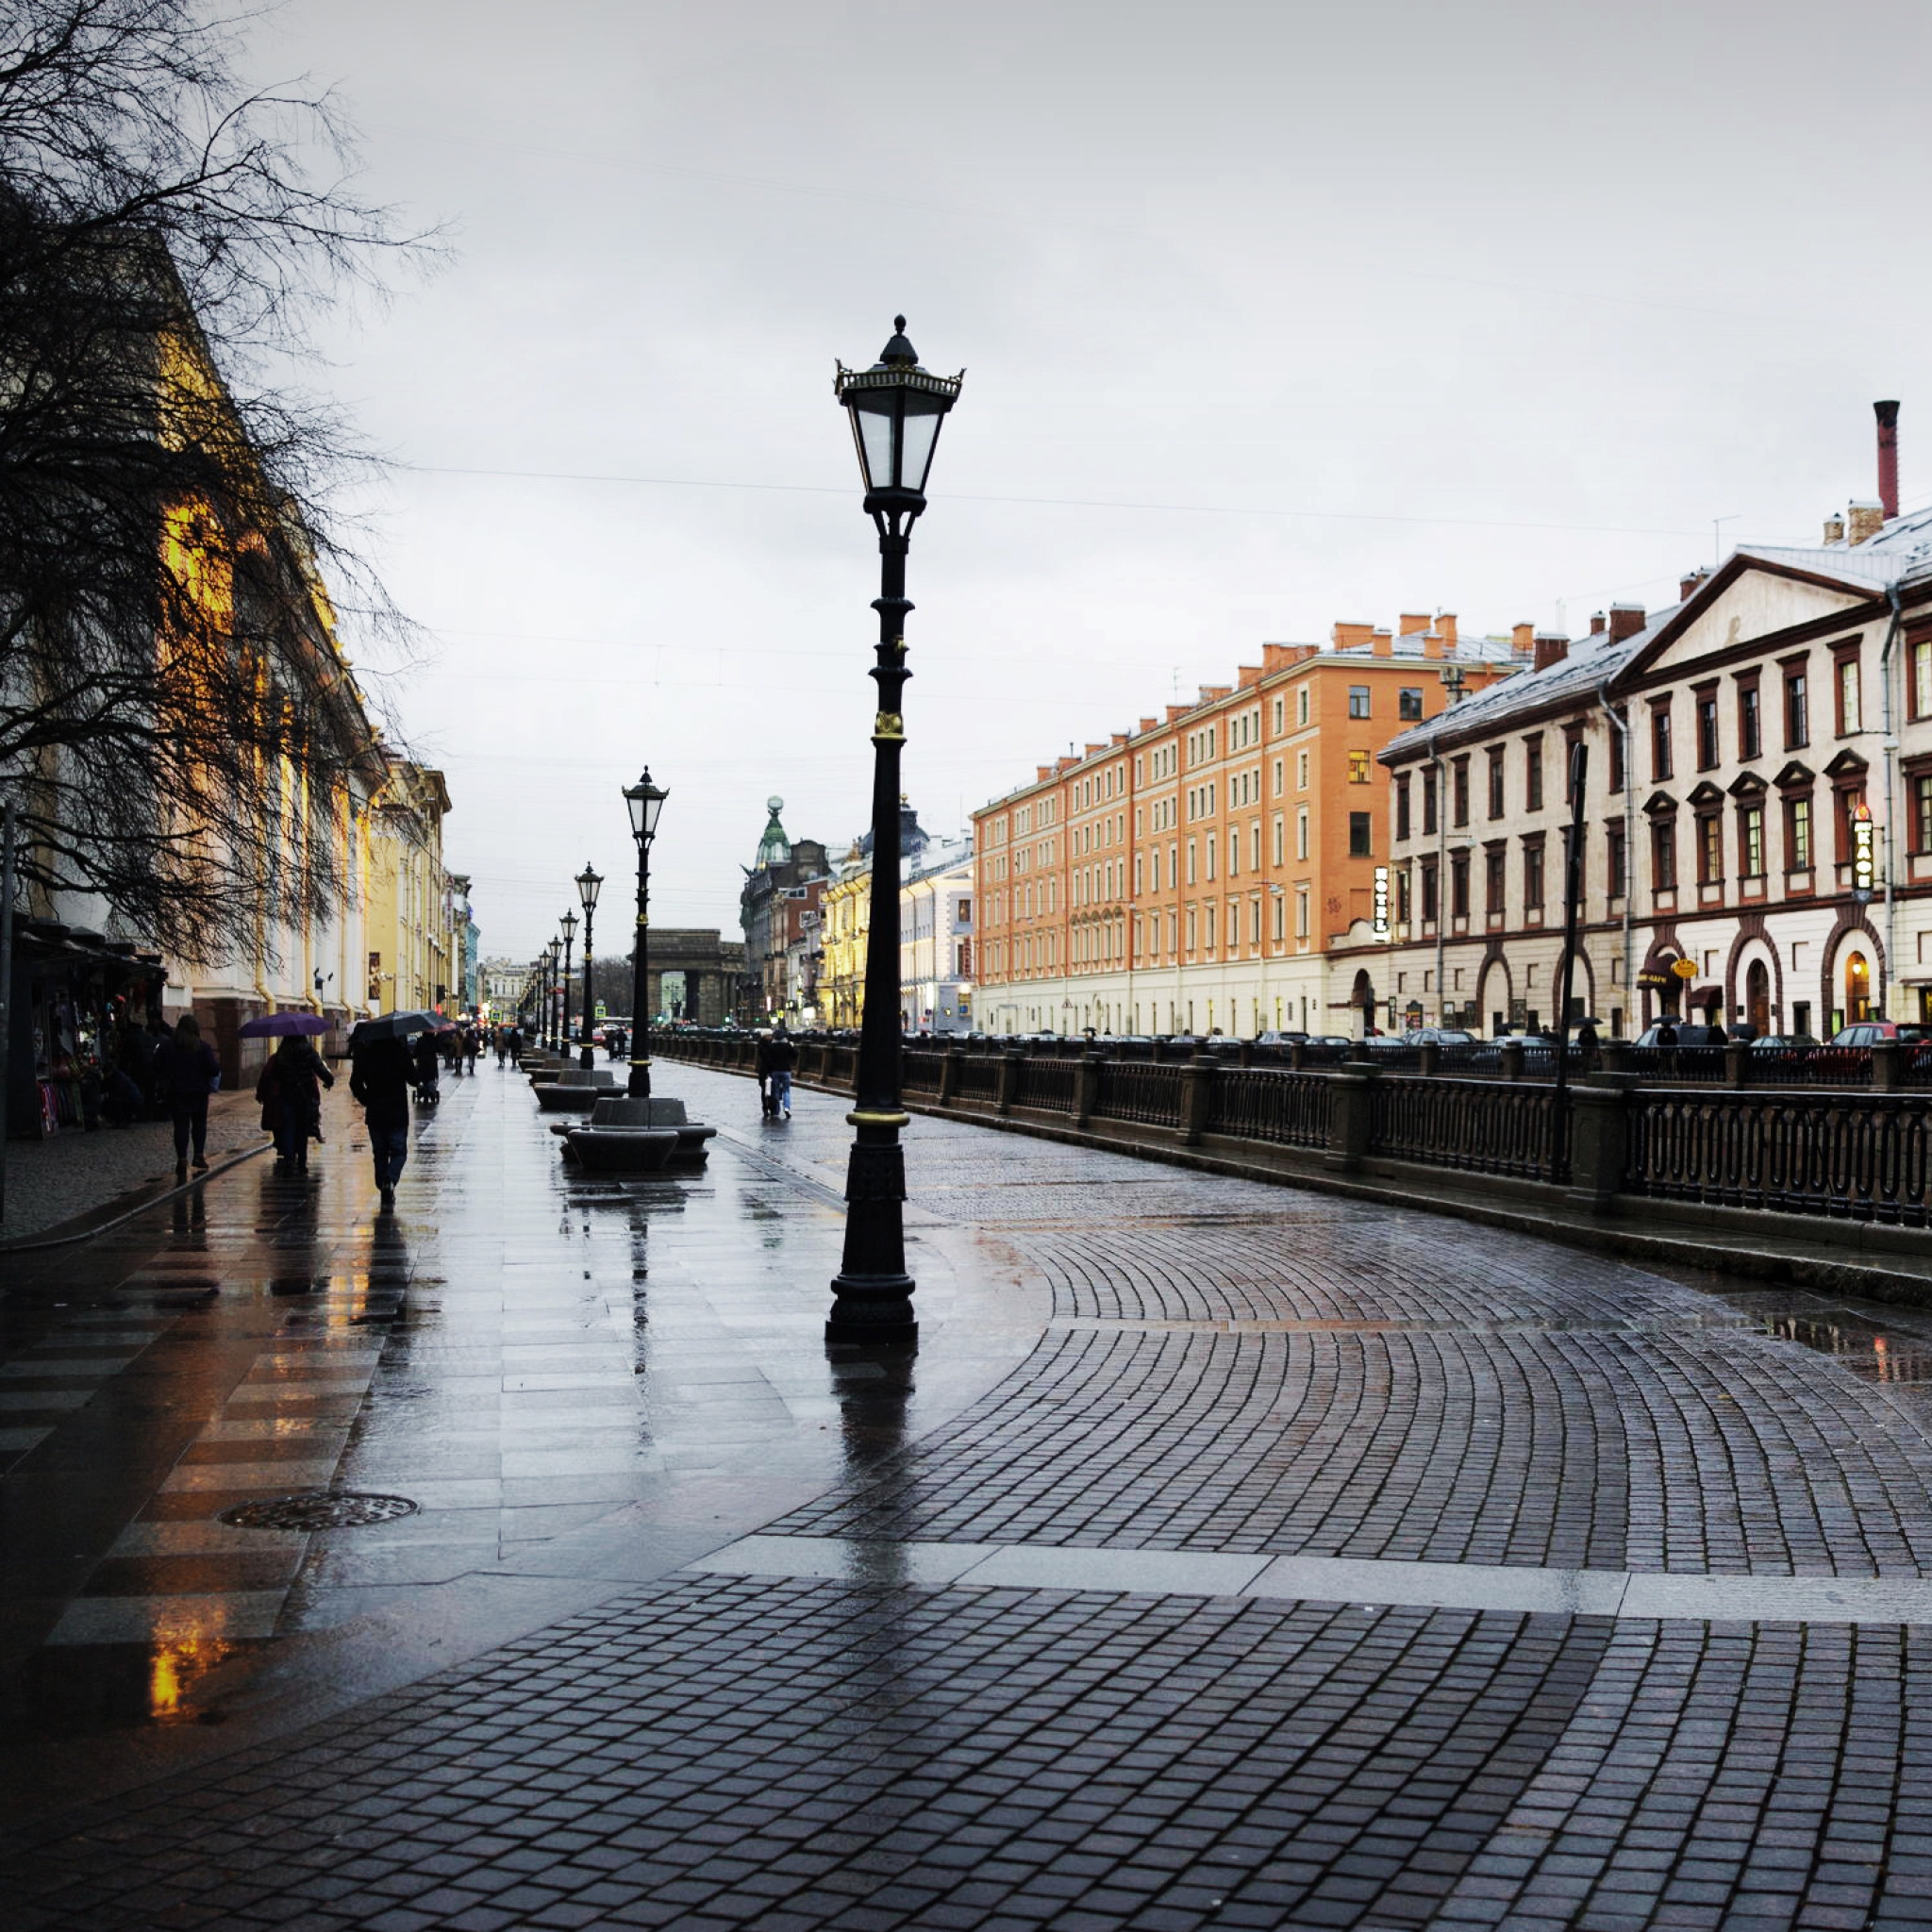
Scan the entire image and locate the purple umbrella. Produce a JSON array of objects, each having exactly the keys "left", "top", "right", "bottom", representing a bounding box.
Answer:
[{"left": 237, "top": 1011, "right": 332, "bottom": 1039}]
